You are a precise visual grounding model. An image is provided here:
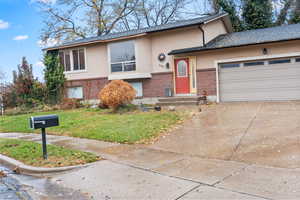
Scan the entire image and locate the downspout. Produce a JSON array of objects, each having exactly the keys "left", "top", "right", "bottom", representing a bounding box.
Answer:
[{"left": 198, "top": 25, "right": 206, "bottom": 47}]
